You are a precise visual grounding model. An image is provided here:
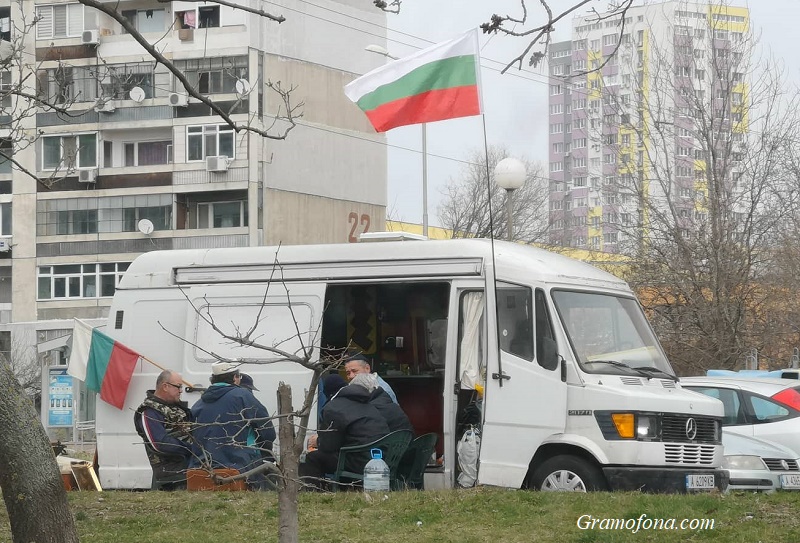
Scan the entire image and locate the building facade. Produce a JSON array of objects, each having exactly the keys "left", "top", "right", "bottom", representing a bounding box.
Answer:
[
  {"left": 547, "top": 1, "right": 750, "bottom": 253},
  {"left": 0, "top": 0, "right": 388, "bottom": 433}
]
